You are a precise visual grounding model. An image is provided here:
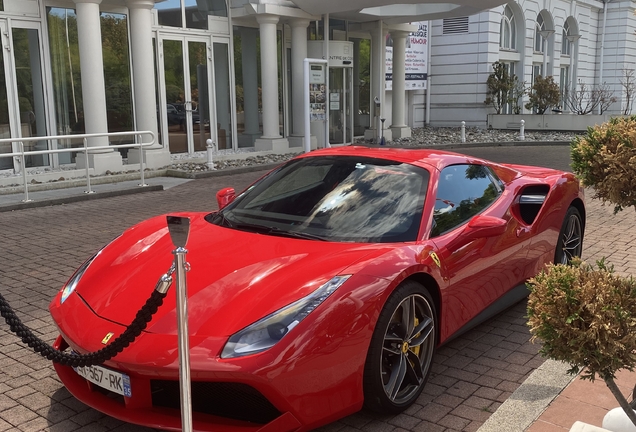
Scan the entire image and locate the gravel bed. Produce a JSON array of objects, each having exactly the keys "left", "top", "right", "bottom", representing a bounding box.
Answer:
[
  {"left": 1, "top": 127, "right": 582, "bottom": 180},
  {"left": 394, "top": 126, "right": 581, "bottom": 146},
  {"left": 168, "top": 153, "right": 298, "bottom": 172},
  {"left": 168, "top": 127, "right": 582, "bottom": 173}
]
